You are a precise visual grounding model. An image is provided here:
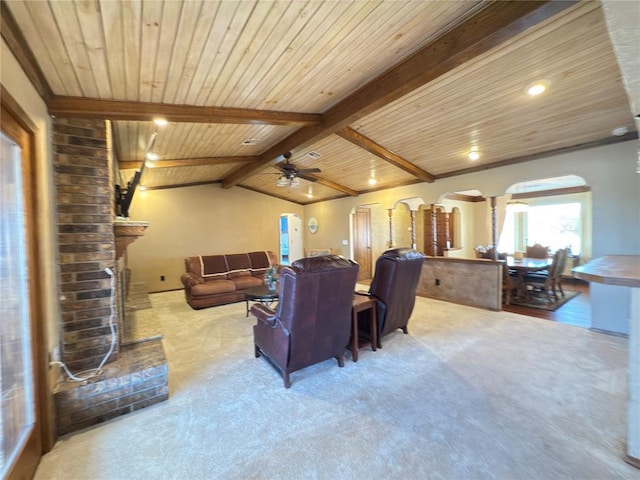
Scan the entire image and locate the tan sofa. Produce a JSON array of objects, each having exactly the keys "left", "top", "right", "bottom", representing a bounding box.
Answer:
[{"left": 181, "top": 251, "right": 278, "bottom": 309}]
